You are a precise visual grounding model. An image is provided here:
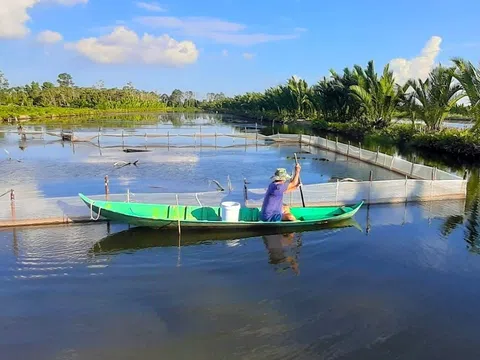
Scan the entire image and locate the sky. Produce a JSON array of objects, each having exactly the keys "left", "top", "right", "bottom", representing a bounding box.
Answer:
[{"left": 1, "top": 0, "right": 480, "bottom": 98}]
